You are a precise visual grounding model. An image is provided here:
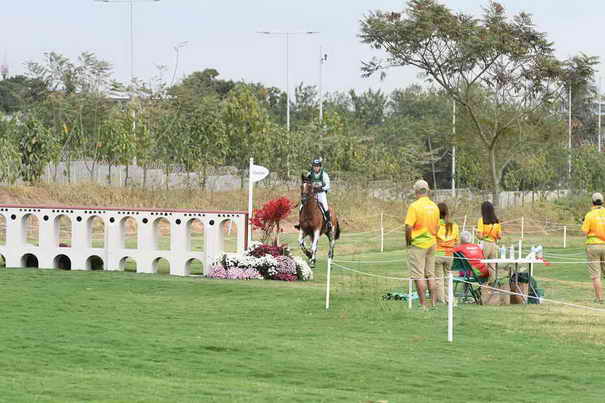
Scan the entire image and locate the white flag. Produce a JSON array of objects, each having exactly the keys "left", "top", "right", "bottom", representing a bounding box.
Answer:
[{"left": 250, "top": 164, "right": 269, "bottom": 182}]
